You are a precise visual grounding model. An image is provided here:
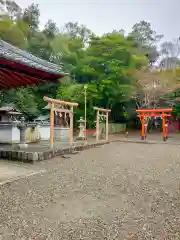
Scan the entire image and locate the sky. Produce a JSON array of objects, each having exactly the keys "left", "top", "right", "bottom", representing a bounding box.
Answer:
[{"left": 15, "top": 0, "right": 179, "bottom": 41}]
